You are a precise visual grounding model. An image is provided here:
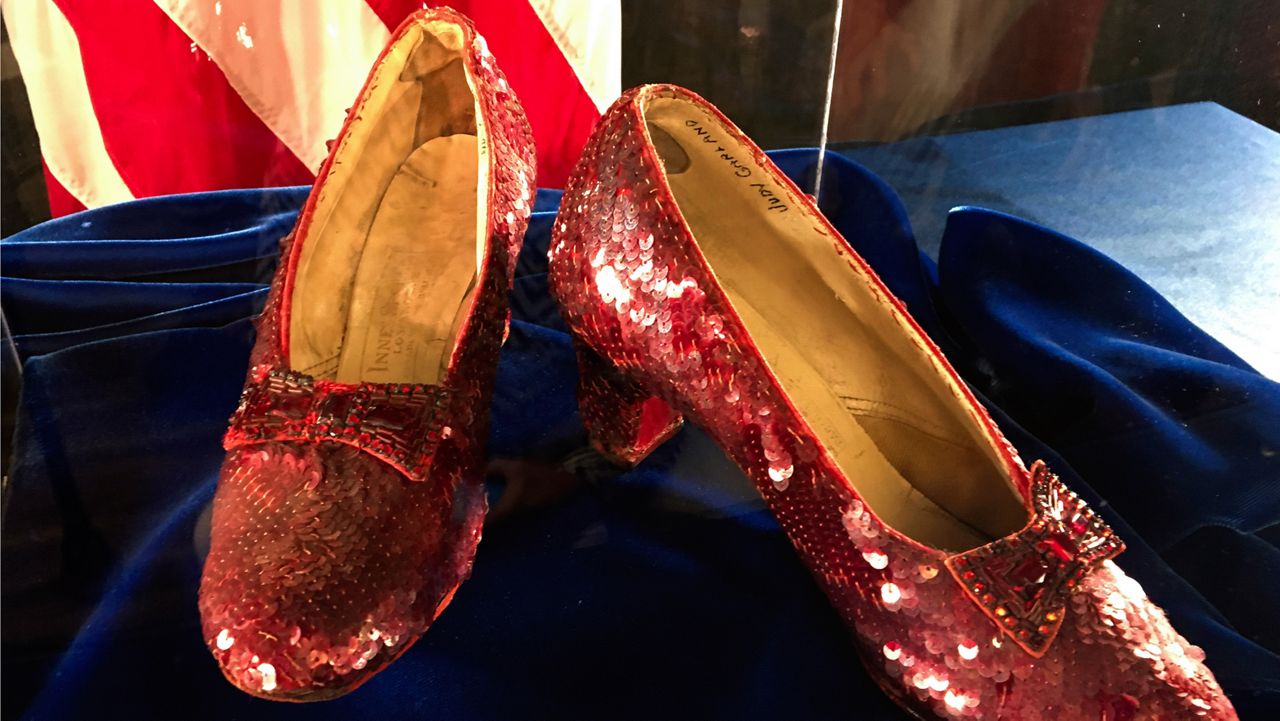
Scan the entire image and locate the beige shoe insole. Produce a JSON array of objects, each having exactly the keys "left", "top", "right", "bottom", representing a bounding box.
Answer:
[
  {"left": 731, "top": 299, "right": 992, "bottom": 551},
  {"left": 664, "top": 162, "right": 990, "bottom": 549},
  {"left": 334, "top": 134, "right": 479, "bottom": 385},
  {"left": 645, "top": 98, "right": 1027, "bottom": 552}
]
